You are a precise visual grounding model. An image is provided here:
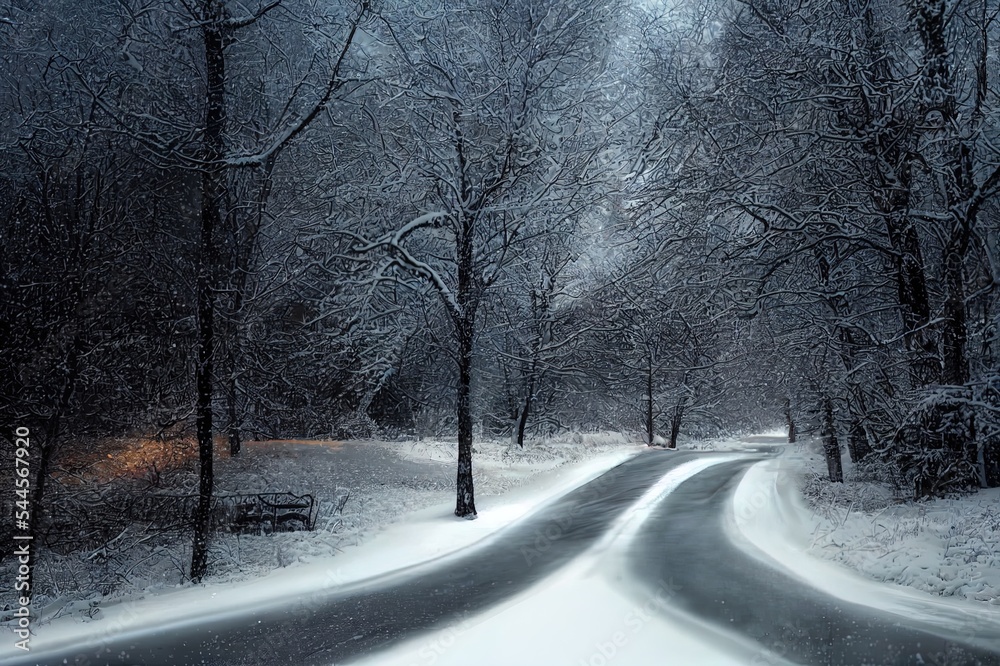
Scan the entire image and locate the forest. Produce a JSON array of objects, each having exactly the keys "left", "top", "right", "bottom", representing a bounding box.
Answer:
[{"left": 1, "top": 0, "right": 999, "bottom": 584}]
